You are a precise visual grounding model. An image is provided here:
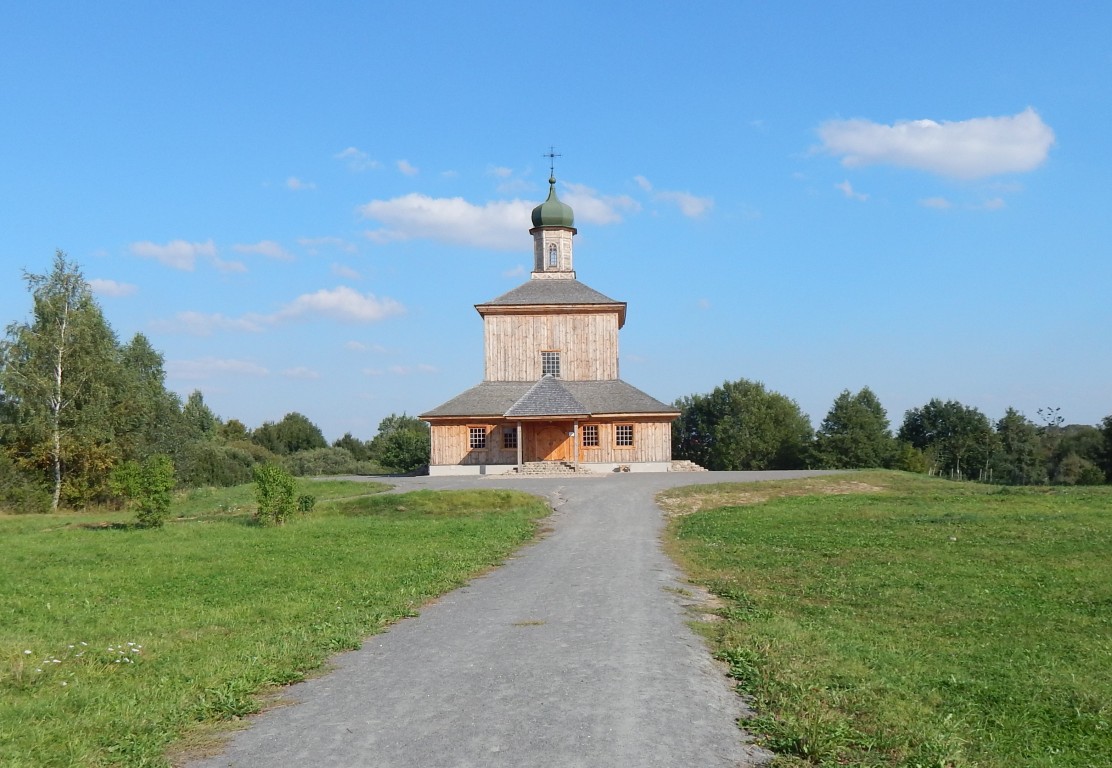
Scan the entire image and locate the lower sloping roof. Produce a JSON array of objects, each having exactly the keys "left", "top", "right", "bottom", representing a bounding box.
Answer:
[{"left": 421, "top": 379, "right": 679, "bottom": 419}]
